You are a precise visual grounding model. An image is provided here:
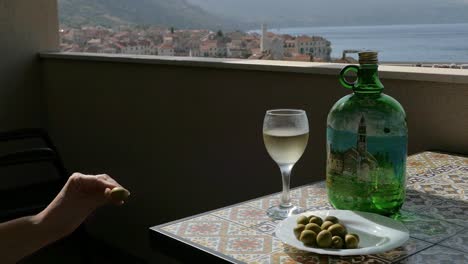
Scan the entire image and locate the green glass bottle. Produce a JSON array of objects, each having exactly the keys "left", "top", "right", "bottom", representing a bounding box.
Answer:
[{"left": 326, "top": 51, "right": 407, "bottom": 216}]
